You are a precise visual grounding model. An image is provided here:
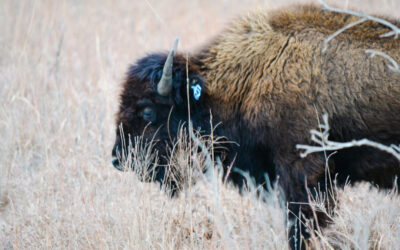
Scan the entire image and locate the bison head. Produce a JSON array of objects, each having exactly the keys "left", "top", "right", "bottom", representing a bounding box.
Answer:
[{"left": 112, "top": 40, "right": 210, "bottom": 183}]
